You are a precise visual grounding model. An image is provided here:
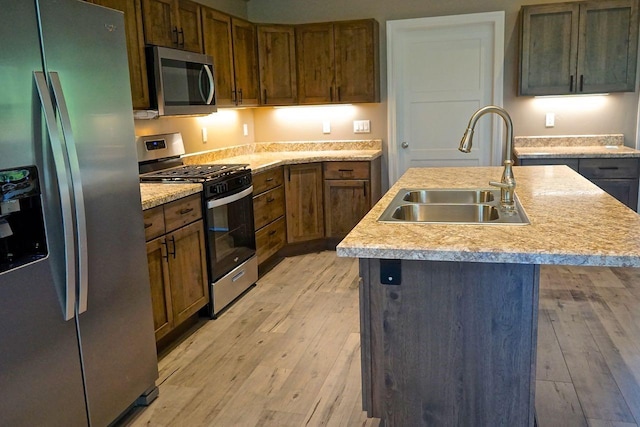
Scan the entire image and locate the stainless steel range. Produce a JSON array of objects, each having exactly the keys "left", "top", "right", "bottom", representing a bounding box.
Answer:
[{"left": 138, "top": 133, "right": 257, "bottom": 317}]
